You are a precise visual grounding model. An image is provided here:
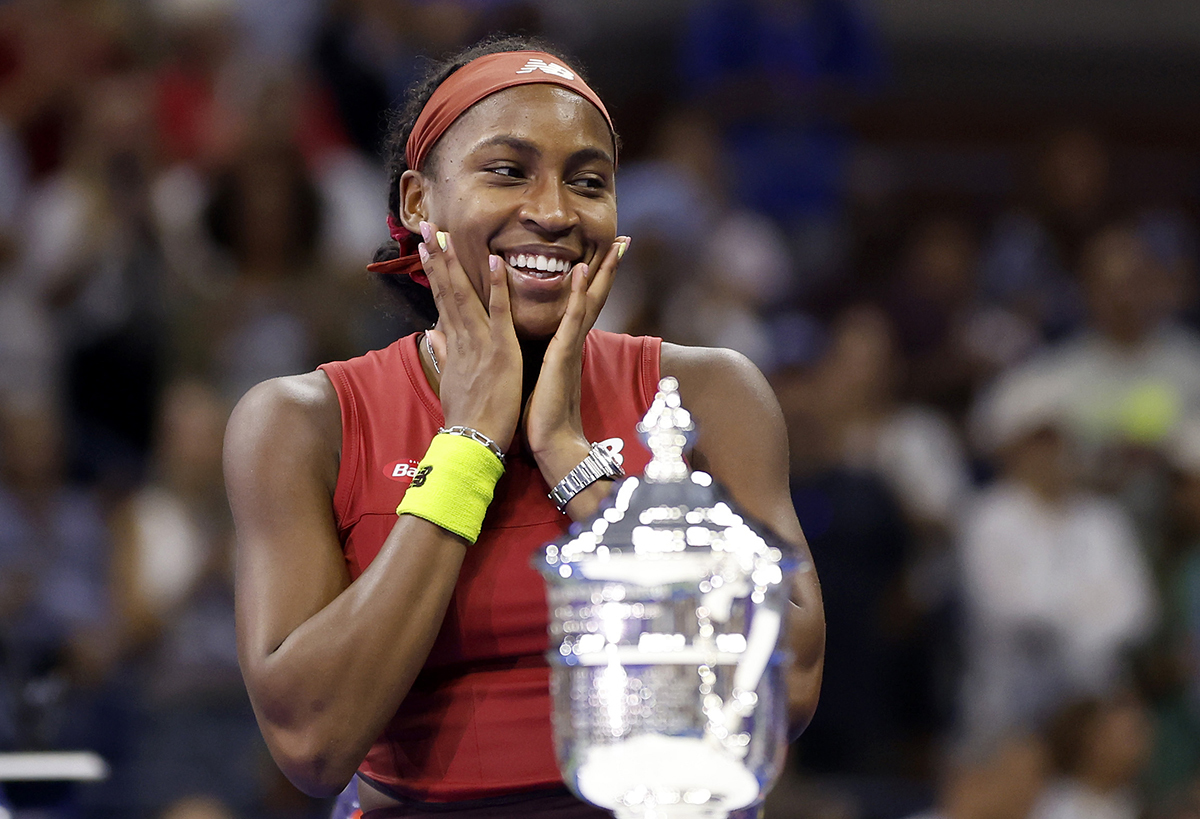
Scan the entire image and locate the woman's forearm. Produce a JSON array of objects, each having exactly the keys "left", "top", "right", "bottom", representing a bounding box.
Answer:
[{"left": 238, "top": 516, "right": 468, "bottom": 797}]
